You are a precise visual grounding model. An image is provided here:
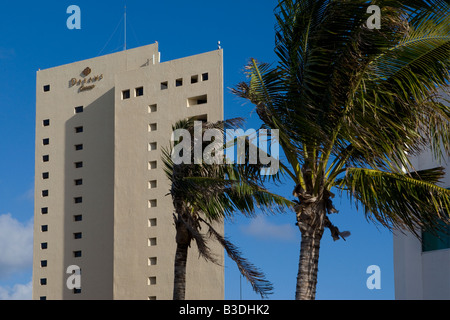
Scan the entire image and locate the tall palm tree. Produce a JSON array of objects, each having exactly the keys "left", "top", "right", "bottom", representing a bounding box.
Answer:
[
  {"left": 233, "top": 0, "right": 450, "bottom": 300},
  {"left": 162, "top": 117, "right": 292, "bottom": 300}
]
